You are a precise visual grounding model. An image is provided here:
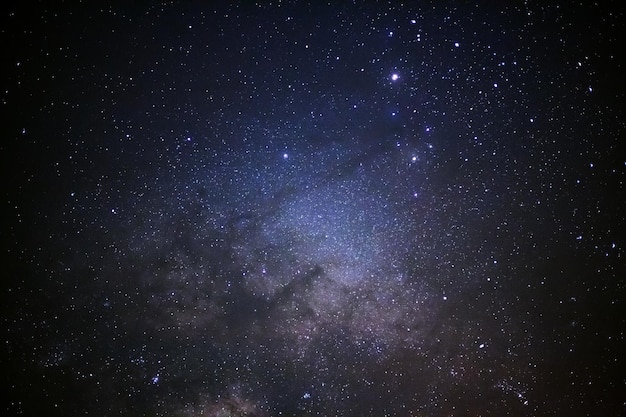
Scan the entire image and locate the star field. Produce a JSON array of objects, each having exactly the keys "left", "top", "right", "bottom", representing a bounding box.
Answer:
[{"left": 2, "top": 2, "right": 625, "bottom": 416}]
